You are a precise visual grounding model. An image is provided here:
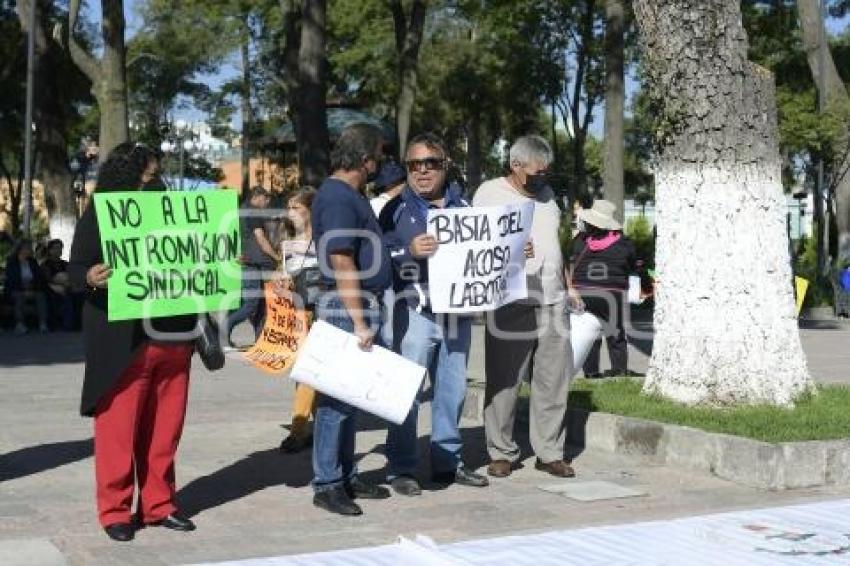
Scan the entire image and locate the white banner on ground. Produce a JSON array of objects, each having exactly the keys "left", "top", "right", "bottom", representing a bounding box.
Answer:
[
  {"left": 289, "top": 320, "right": 426, "bottom": 425},
  {"left": 427, "top": 202, "right": 534, "bottom": 314}
]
